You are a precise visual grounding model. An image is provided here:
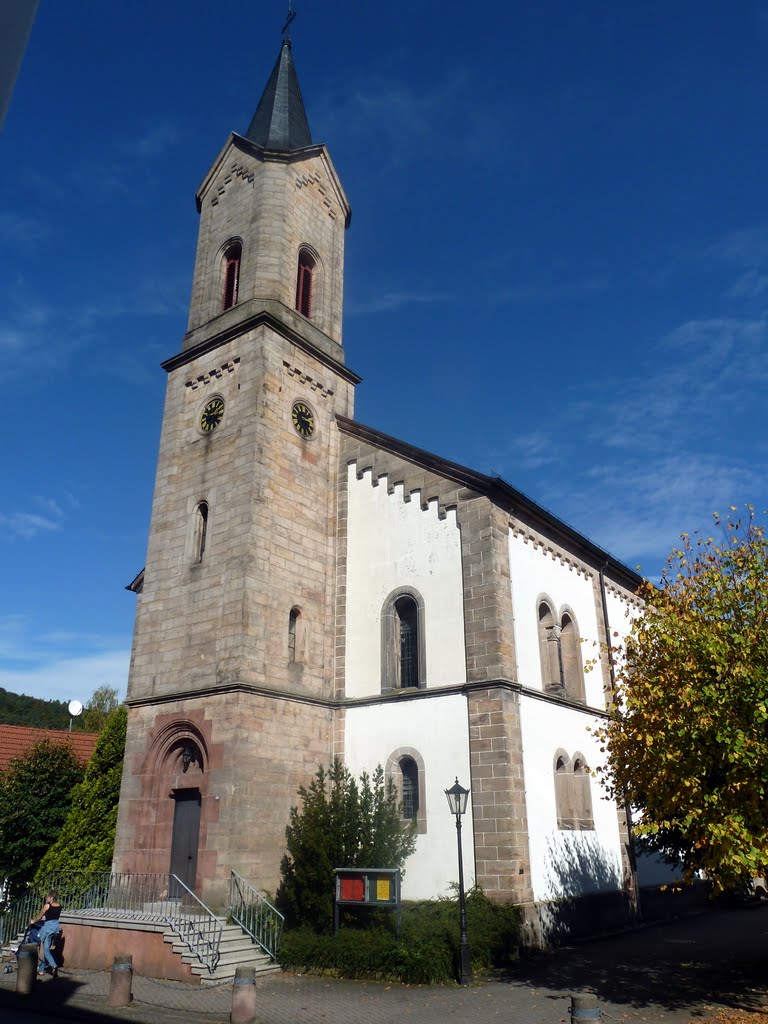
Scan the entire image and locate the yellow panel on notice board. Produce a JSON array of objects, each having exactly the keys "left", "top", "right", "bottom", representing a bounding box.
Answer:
[{"left": 376, "top": 878, "right": 391, "bottom": 901}]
